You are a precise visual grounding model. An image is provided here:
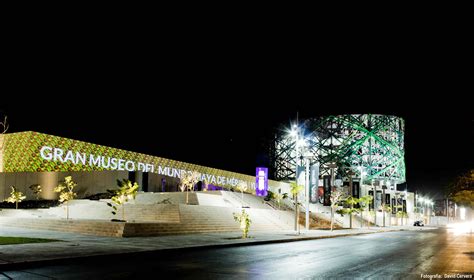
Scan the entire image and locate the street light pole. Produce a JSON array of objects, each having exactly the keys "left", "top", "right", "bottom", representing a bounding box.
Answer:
[
  {"left": 347, "top": 170, "right": 355, "bottom": 229},
  {"left": 420, "top": 197, "right": 425, "bottom": 224},
  {"left": 404, "top": 190, "right": 408, "bottom": 226},
  {"left": 292, "top": 123, "right": 308, "bottom": 234},
  {"left": 400, "top": 192, "right": 405, "bottom": 226},
  {"left": 430, "top": 200, "right": 434, "bottom": 225},
  {"left": 292, "top": 124, "right": 299, "bottom": 233},
  {"left": 422, "top": 199, "right": 426, "bottom": 224},
  {"left": 328, "top": 162, "right": 337, "bottom": 190},
  {"left": 415, "top": 193, "right": 419, "bottom": 221},
  {"left": 373, "top": 183, "right": 377, "bottom": 227},
  {"left": 446, "top": 198, "right": 449, "bottom": 224},
  {"left": 305, "top": 157, "right": 310, "bottom": 232},
  {"left": 382, "top": 184, "right": 387, "bottom": 227},
  {"left": 395, "top": 192, "right": 399, "bottom": 225}
]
